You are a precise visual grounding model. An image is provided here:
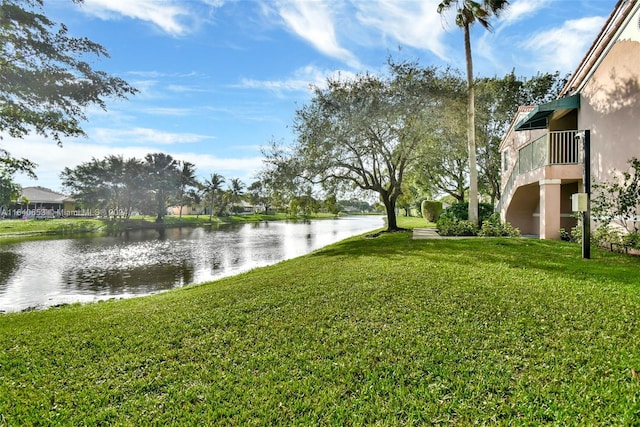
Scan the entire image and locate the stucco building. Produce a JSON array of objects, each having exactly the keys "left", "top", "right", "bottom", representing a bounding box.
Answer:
[{"left": 499, "top": 0, "right": 640, "bottom": 239}]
